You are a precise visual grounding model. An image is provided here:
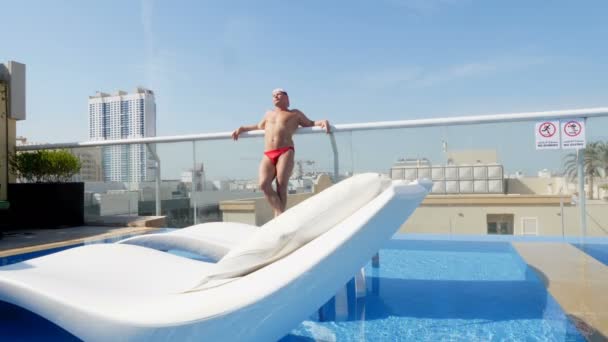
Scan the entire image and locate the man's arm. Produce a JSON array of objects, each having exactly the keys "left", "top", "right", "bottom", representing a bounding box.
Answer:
[
  {"left": 295, "top": 109, "right": 331, "bottom": 133},
  {"left": 232, "top": 115, "right": 267, "bottom": 140}
]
